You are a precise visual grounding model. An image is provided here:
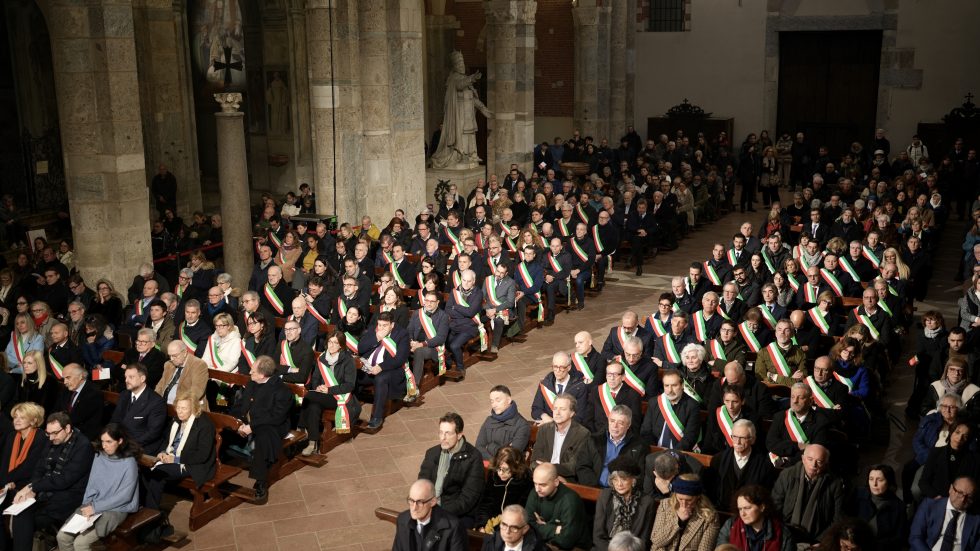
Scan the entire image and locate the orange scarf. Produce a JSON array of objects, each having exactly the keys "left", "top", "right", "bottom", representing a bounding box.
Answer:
[{"left": 9, "top": 429, "right": 35, "bottom": 472}]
